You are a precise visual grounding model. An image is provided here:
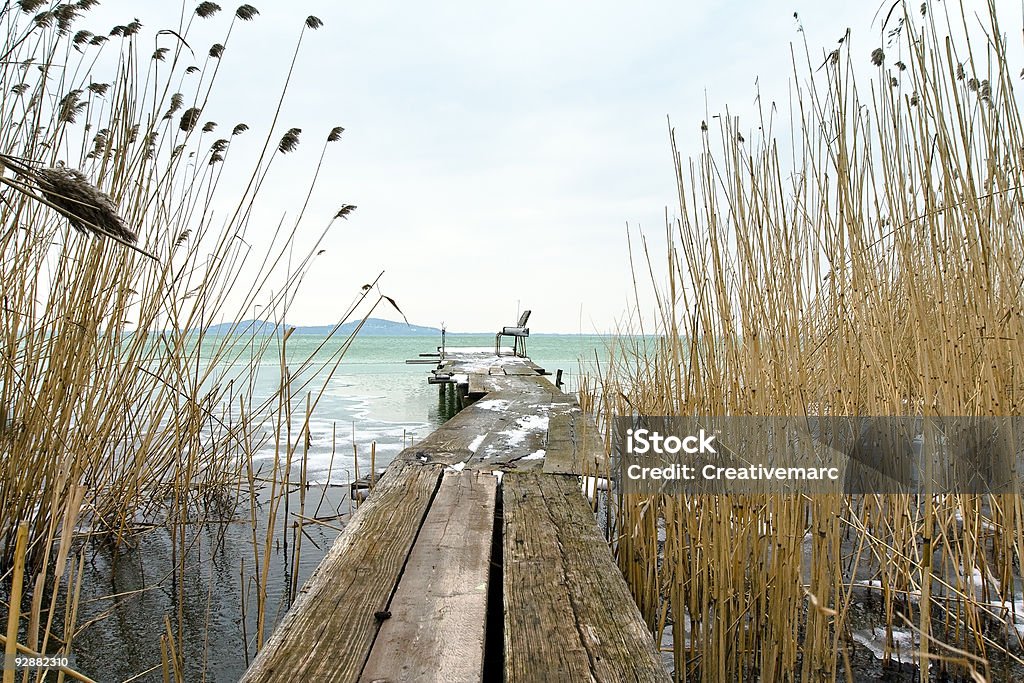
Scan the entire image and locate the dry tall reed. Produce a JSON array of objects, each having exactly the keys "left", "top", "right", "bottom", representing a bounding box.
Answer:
[
  {"left": 0, "top": 1, "right": 380, "bottom": 679},
  {"left": 603, "top": 1, "right": 1024, "bottom": 680}
]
